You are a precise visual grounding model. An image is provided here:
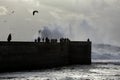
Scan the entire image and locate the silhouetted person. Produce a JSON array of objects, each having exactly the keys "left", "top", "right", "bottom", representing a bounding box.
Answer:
[
  {"left": 7, "top": 33, "right": 12, "bottom": 42},
  {"left": 87, "top": 38, "right": 90, "bottom": 42},
  {"left": 35, "top": 39, "right": 37, "bottom": 42},
  {"left": 60, "top": 38, "right": 64, "bottom": 43},
  {"left": 66, "top": 38, "right": 70, "bottom": 43},
  {"left": 42, "top": 38, "right": 44, "bottom": 42},
  {"left": 45, "top": 37, "right": 50, "bottom": 43},
  {"left": 51, "top": 39, "right": 57, "bottom": 43},
  {"left": 38, "top": 37, "right": 41, "bottom": 42}
]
